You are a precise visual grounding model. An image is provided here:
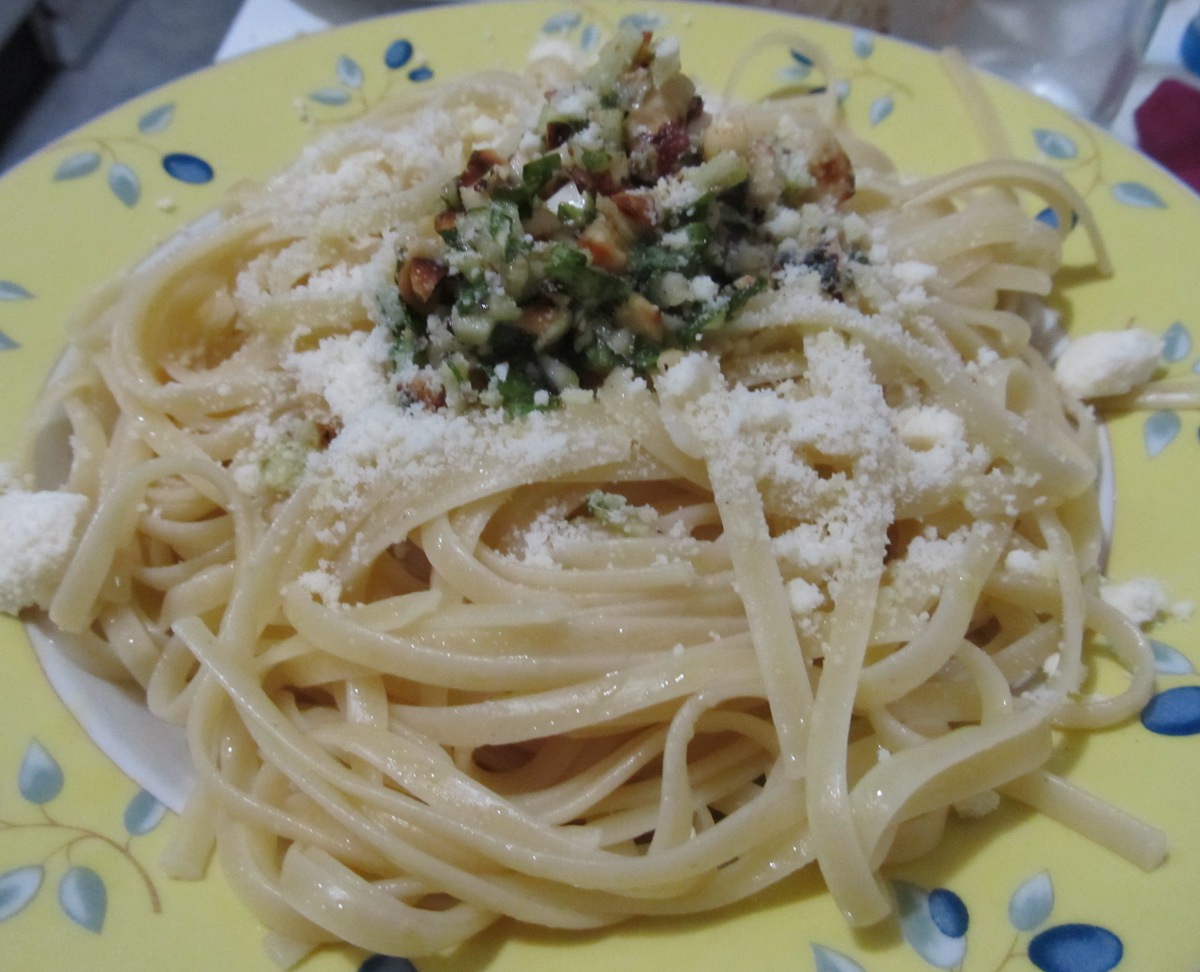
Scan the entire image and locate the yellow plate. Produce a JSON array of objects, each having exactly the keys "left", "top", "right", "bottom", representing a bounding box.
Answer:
[{"left": 1, "top": 2, "right": 1198, "bottom": 970}]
